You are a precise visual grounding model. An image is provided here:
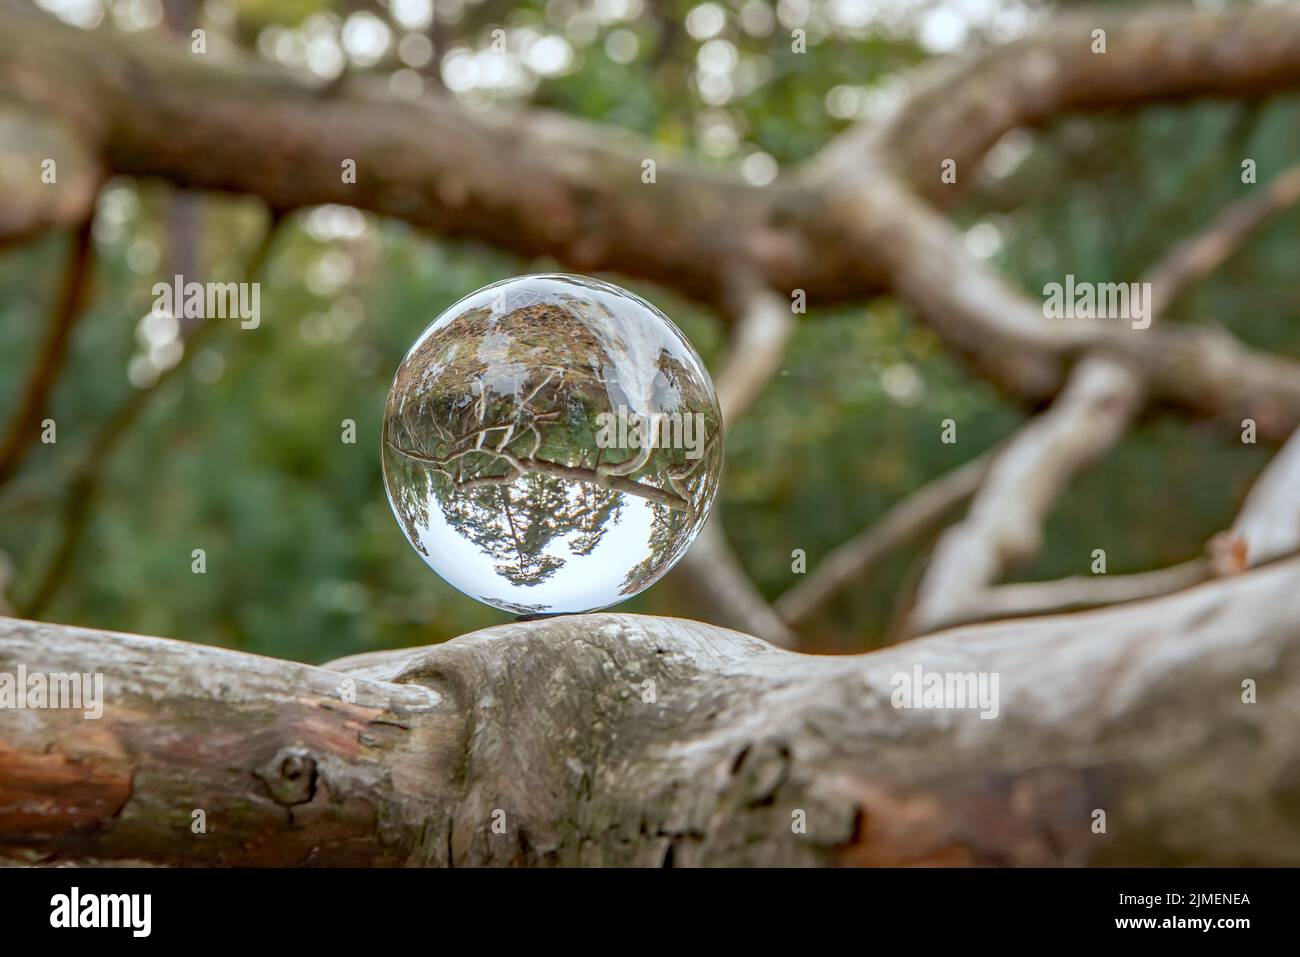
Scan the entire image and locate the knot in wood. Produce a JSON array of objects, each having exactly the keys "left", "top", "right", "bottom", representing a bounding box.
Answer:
[{"left": 256, "top": 746, "right": 317, "bottom": 806}]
